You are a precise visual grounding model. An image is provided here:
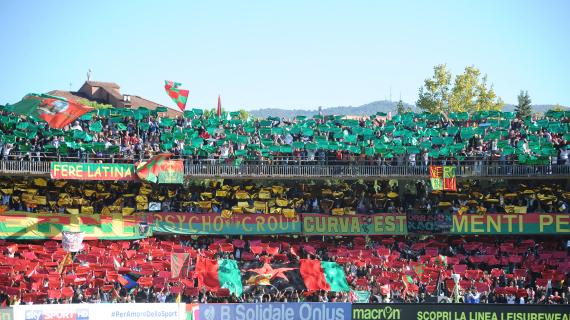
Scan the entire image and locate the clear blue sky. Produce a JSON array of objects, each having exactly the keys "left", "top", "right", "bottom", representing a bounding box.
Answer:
[{"left": 1, "top": 0, "right": 569, "bottom": 111}]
